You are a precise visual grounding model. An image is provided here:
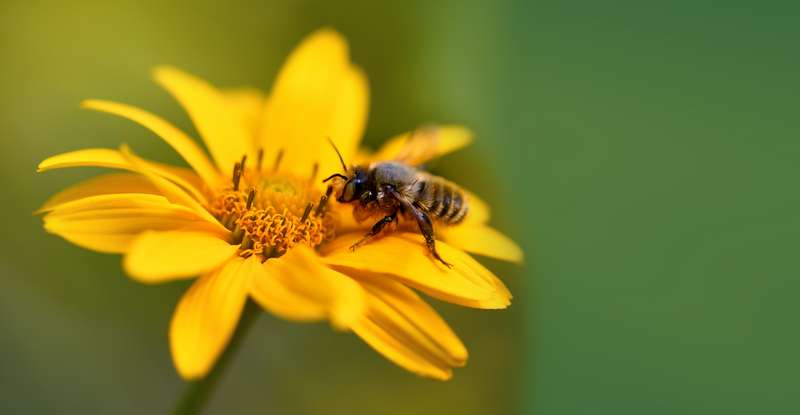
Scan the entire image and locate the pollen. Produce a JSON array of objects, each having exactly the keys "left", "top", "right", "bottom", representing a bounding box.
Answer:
[{"left": 209, "top": 159, "right": 336, "bottom": 261}]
